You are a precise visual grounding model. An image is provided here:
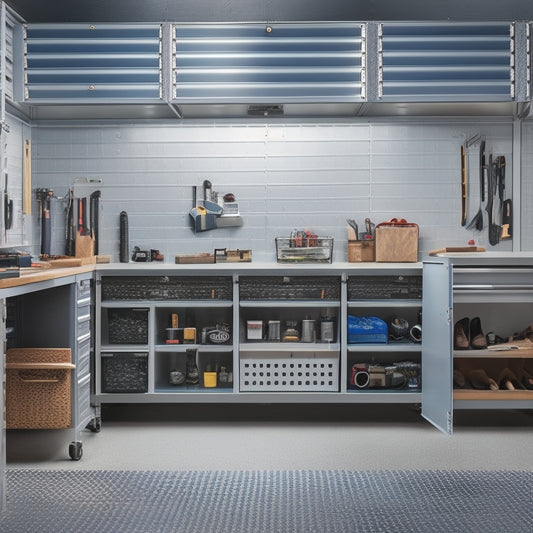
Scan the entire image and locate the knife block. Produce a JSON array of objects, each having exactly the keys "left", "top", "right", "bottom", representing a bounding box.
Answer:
[
  {"left": 347, "top": 240, "right": 375, "bottom": 262},
  {"left": 75, "top": 233, "right": 94, "bottom": 258}
]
